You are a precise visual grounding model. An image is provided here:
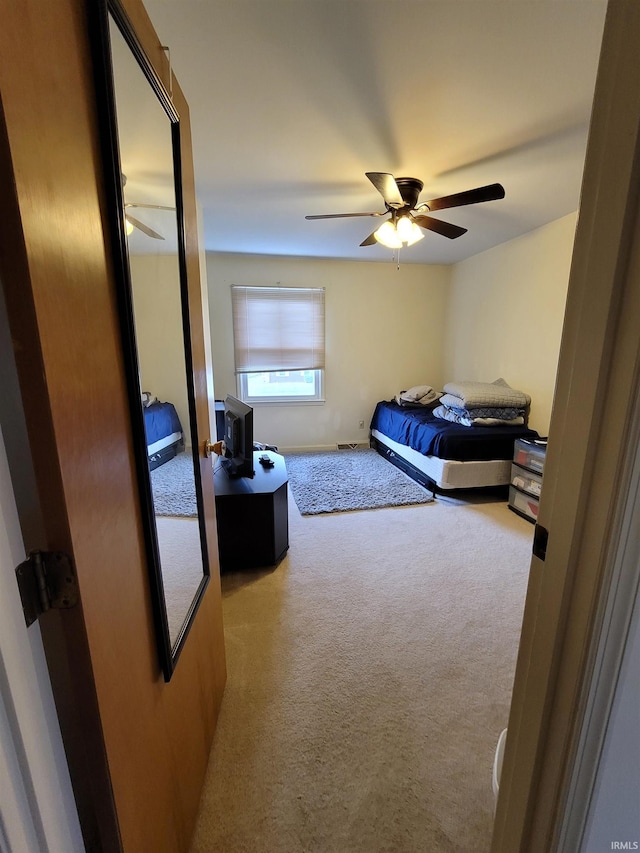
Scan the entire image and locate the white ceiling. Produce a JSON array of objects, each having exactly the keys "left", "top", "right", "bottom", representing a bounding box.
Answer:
[{"left": 142, "top": 0, "right": 607, "bottom": 265}]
